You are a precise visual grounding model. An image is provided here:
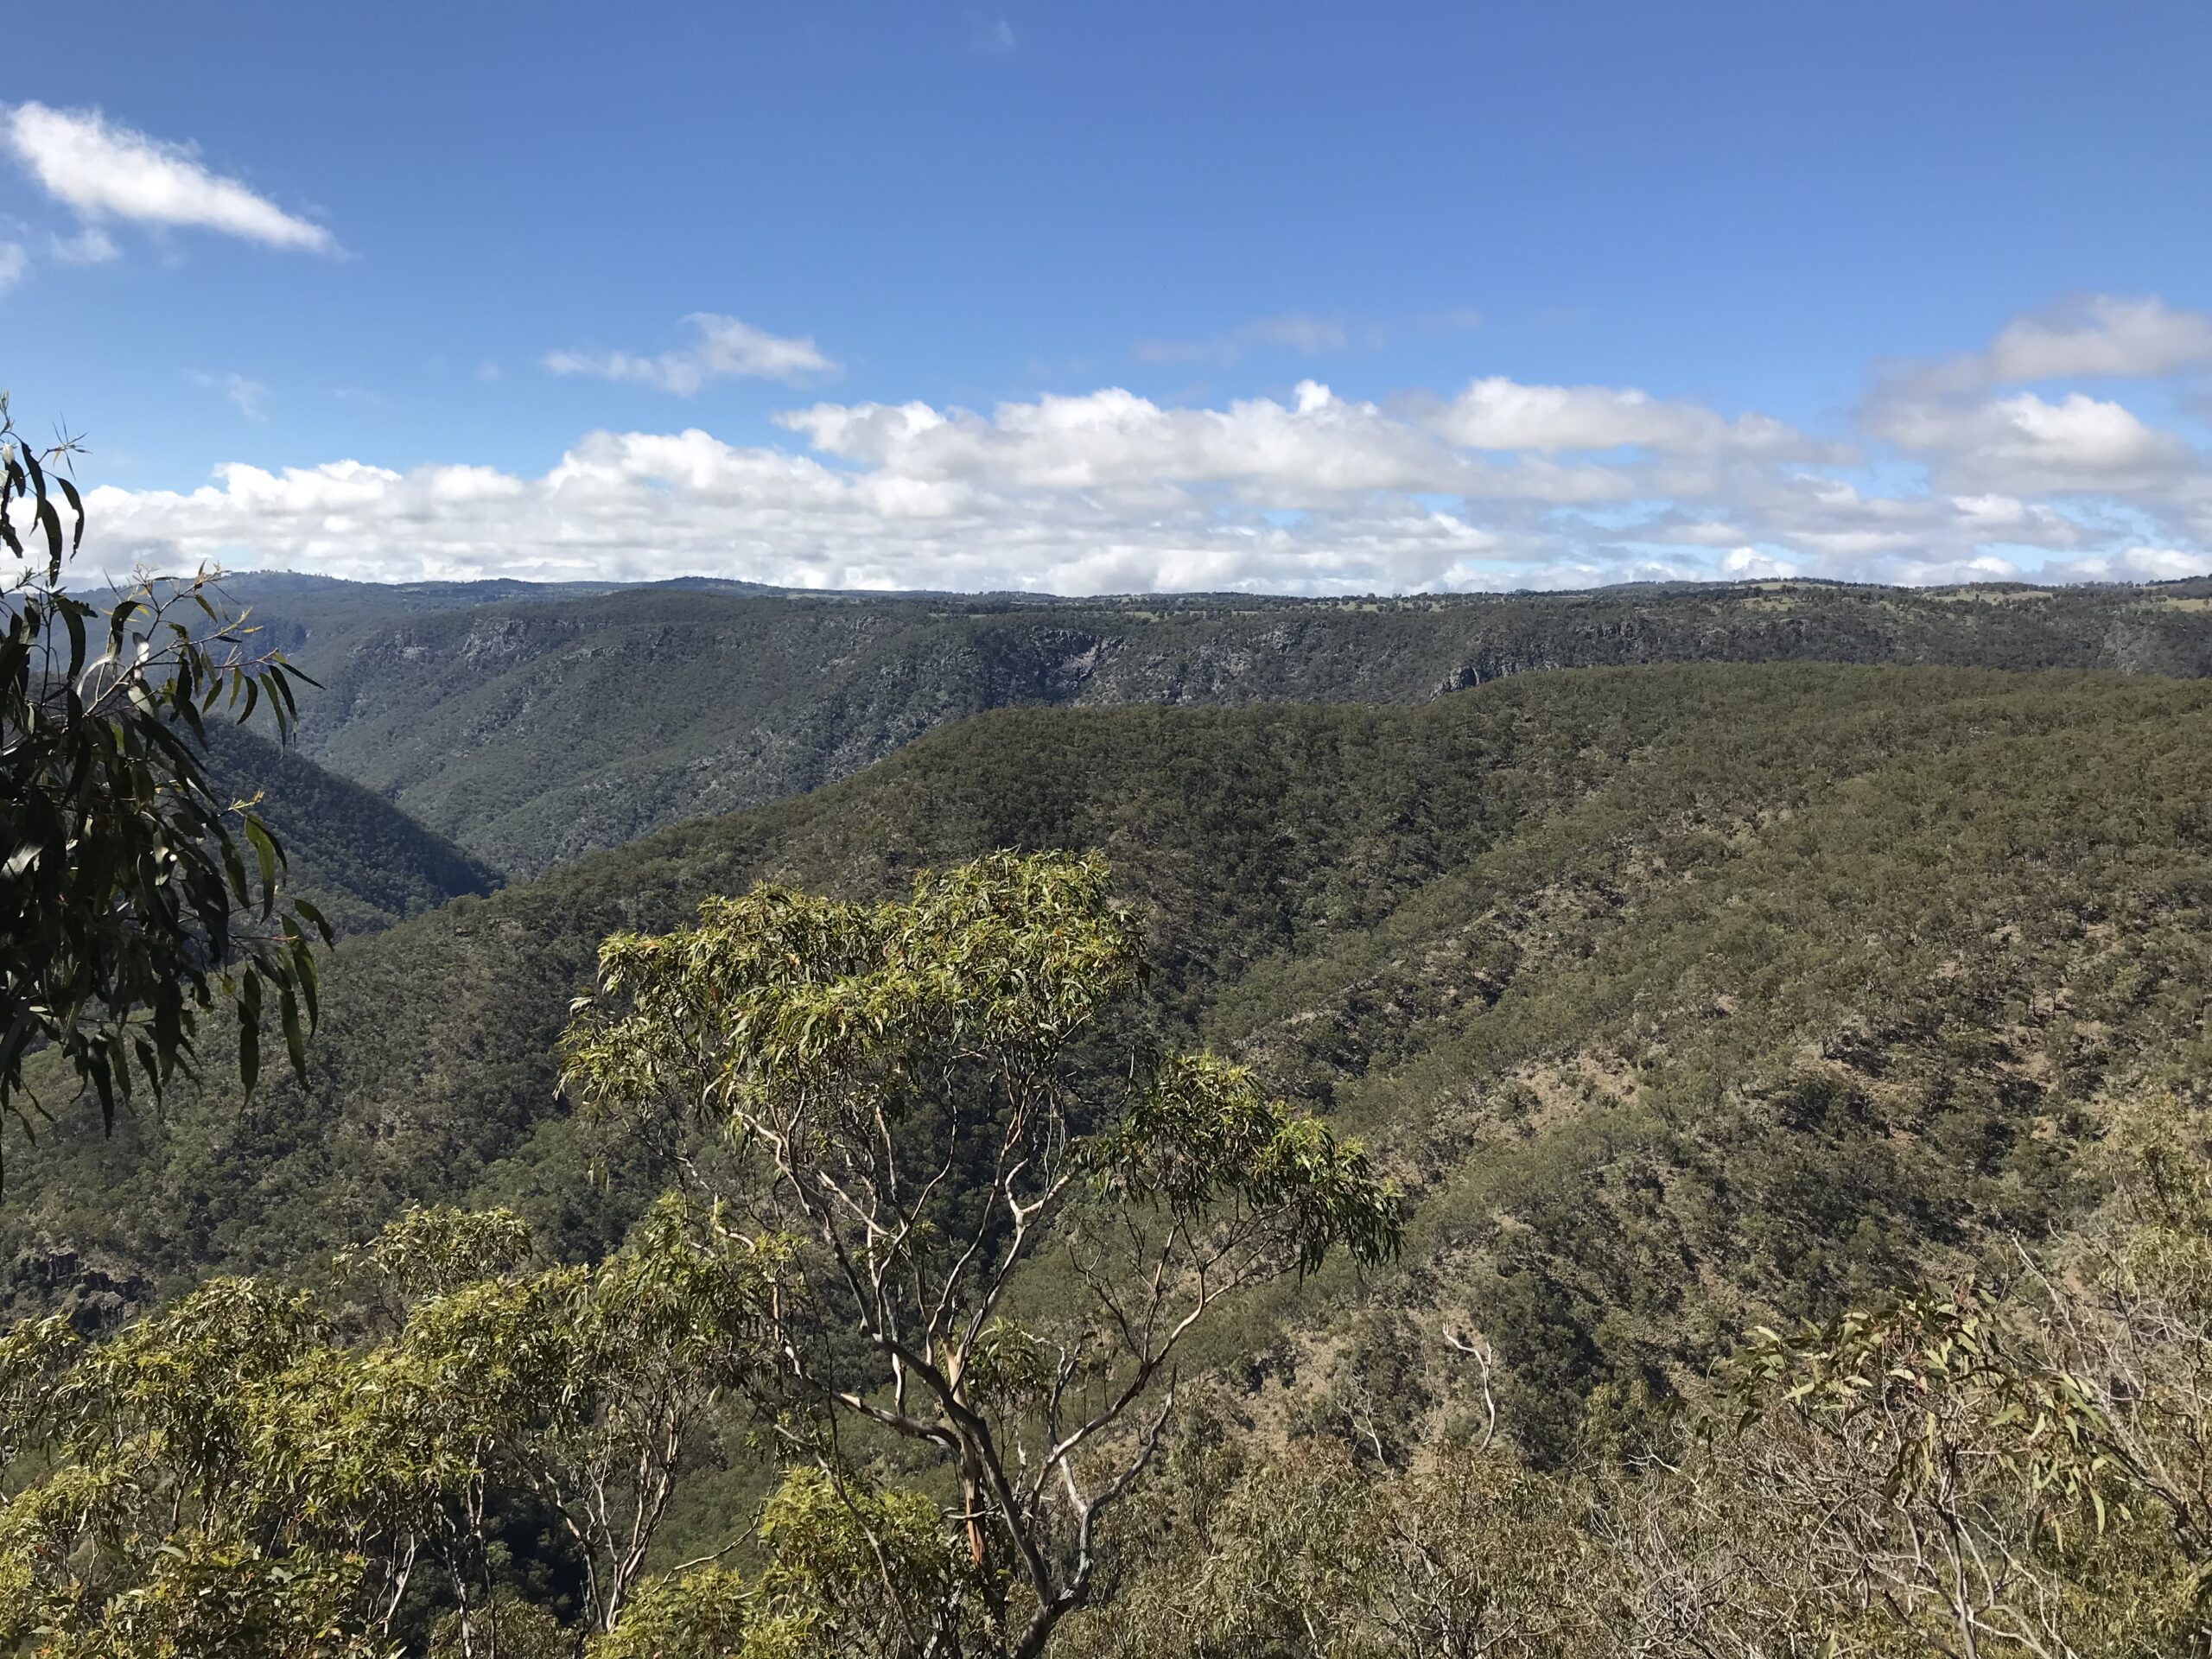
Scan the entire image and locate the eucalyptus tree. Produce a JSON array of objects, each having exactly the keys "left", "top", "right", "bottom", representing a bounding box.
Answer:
[
  {"left": 2, "top": 396, "right": 328, "bottom": 1147},
  {"left": 1054, "top": 1434, "right": 1604, "bottom": 1659},
  {"left": 0, "top": 1200, "right": 781, "bottom": 1658},
  {"left": 564, "top": 849, "right": 1405, "bottom": 1658},
  {"left": 330, "top": 1197, "right": 783, "bottom": 1649},
  {"left": 0, "top": 1276, "right": 371, "bottom": 1658}
]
